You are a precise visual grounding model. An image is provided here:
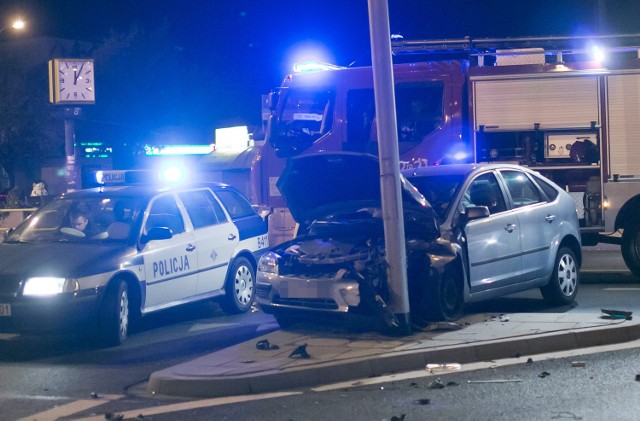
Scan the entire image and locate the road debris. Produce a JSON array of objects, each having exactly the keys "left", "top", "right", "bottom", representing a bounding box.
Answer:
[
  {"left": 390, "top": 415, "right": 406, "bottom": 421},
  {"left": 422, "top": 321, "right": 464, "bottom": 331},
  {"left": 538, "top": 371, "right": 551, "bottom": 378},
  {"left": 412, "top": 398, "right": 431, "bottom": 405},
  {"left": 426, "top": 363, "right": 462, "bottom": 372},
  {"left": 426, "top": 378, "right": 446, "bottom": 389},
  {"left": 635, "top": 374, "right": 640, "bottom": 382},
  {"left": 289, "top": 343, "right": 311, "bottom": 359},
  {"left": 467, "top": 379, "right": 523, "bottom": 384},
  {"left": 256, "top": 339, "right": 280, "bottom": 350},
  {"left": 601, "top": 309, "right": 633, "bottom": 320},
  {"left": 526, "top": 358, "right": 534, "bottom": 364},
  {"left": 571, "top": 361, "right": 586, "bottom": 368}
]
